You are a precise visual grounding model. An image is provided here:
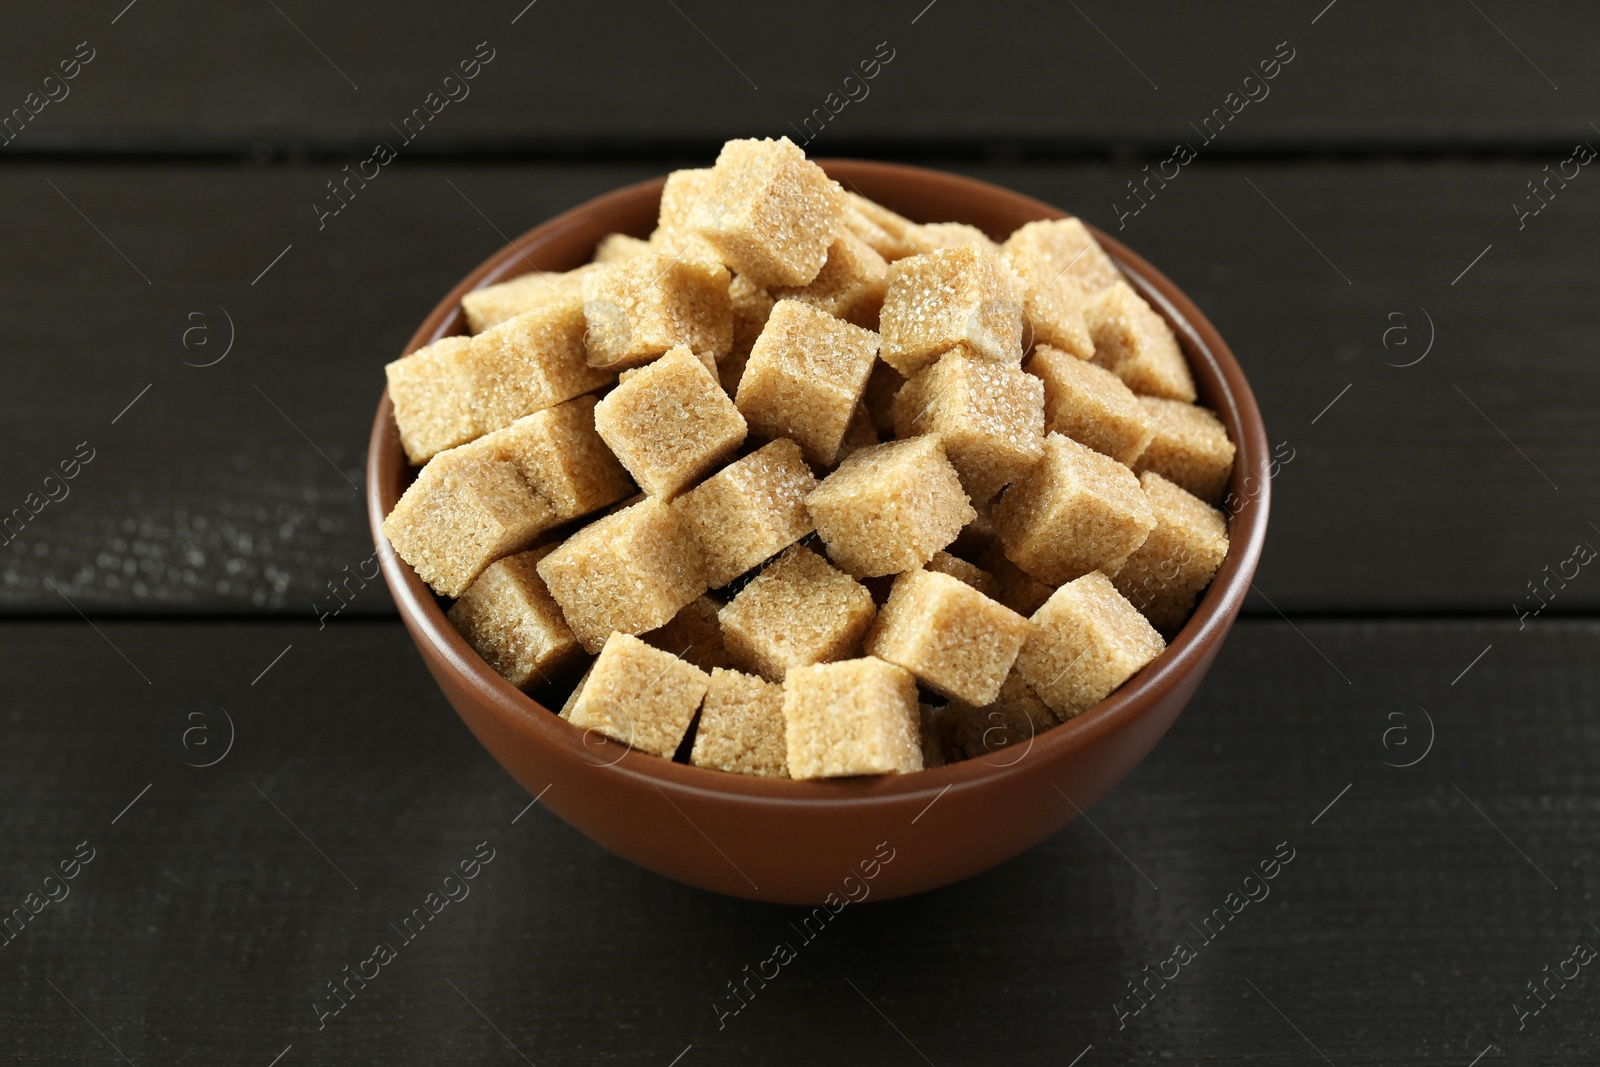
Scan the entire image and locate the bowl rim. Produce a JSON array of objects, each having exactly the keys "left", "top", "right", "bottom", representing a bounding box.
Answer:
[{"left": 366, "top": 159, "right": 1270, "bottom": 807}]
